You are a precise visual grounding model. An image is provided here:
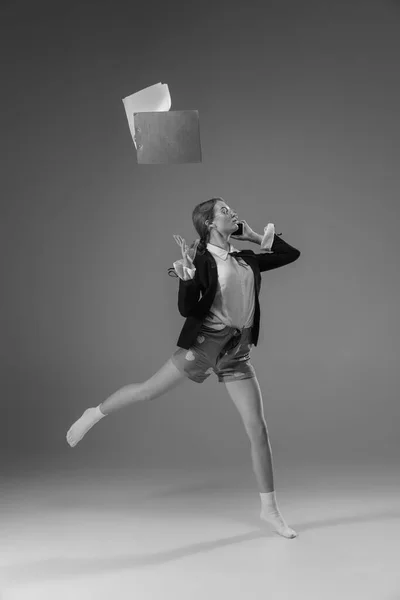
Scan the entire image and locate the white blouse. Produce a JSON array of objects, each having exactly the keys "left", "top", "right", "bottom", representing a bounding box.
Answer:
[{"left": 173, "top": 223, "right": 275, "bottom": 331}]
